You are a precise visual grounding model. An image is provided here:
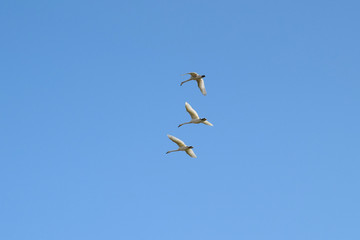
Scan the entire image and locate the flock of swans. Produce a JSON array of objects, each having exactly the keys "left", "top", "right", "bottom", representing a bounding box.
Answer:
[{"left": 166, "top": 72, "right": 212, "bottom": 158}]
